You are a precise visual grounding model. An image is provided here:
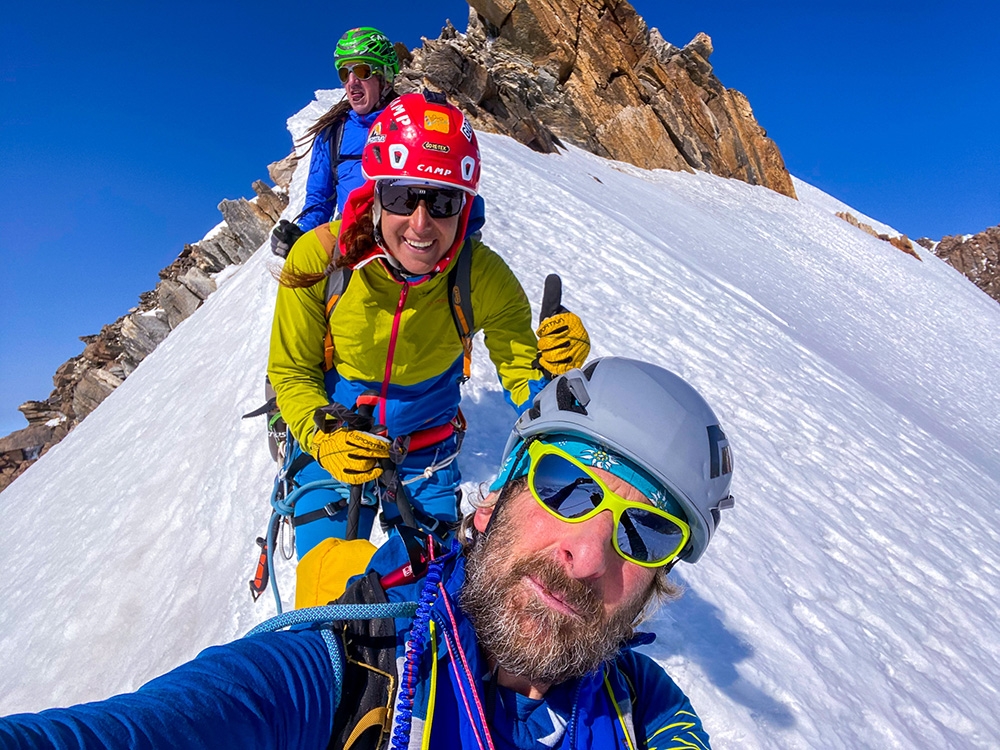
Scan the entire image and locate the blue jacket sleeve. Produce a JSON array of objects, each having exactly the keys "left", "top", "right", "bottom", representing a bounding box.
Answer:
[
  {"left": 298, "top": 128, "right": 336, "bottom": 233},
  {"left": 0, "top": 630, "right": 337, "bottom": 750},
  {"left": 619, "top": 649, "right": 711, "bottom": 749}
]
